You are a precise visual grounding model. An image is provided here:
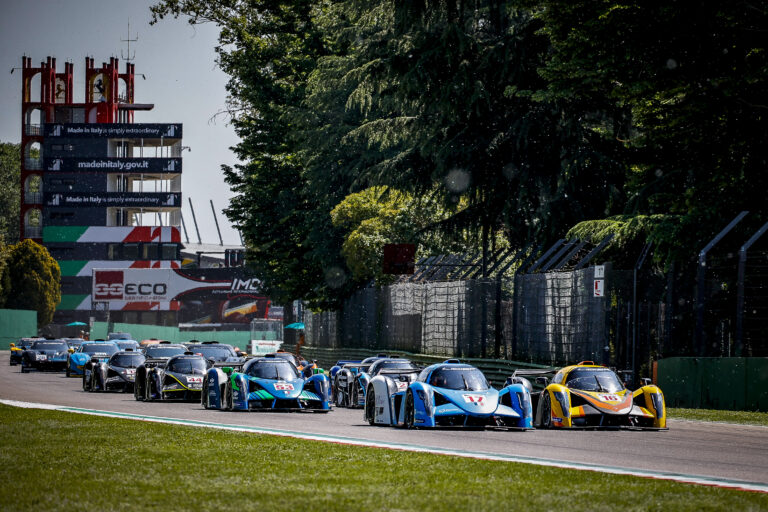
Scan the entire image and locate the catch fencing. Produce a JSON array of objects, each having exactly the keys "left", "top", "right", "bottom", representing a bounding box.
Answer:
[{"left": 304, "top": 264, "right": 657, "bottom": 370}]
